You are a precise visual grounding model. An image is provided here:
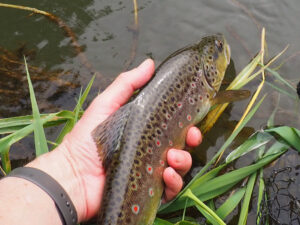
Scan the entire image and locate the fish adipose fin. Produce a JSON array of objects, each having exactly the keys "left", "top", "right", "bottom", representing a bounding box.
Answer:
[
  {"left": 212, "top": 90, "right": 251, "bottom": 105},
  {"left": 92, "top": 103, "right": 132, "bottom": 169}
]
